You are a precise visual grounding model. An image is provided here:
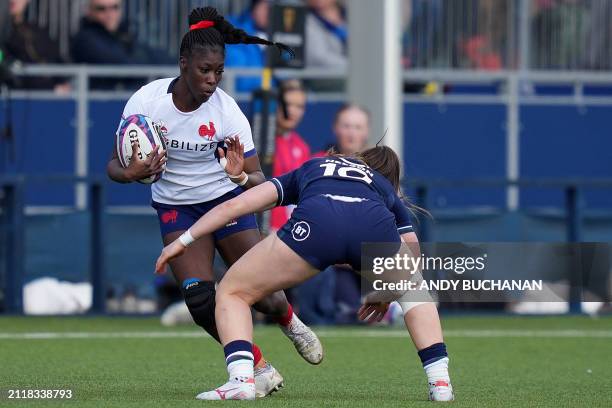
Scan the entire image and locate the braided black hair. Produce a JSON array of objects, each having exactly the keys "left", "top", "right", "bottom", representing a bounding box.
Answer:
[{"left": 180, "top": 6, "right": 294, "bottom": 58}]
